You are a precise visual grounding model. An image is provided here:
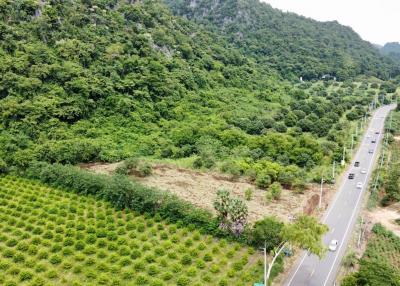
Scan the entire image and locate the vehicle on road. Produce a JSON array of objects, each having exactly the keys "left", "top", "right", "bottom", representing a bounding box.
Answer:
[
  {"left": 329, "top": 240, "right": 339, "bottom": 251},
  {"left": 348, "top": 173, "right": 355, "bottom": 179},
  {"left": 371, "top": 139, "right": 376, "bottom": 143},
  {"left": 368, "top": 149, "right": 374, "bottom": 154},
  {"left": 361, "top": 169, "right": 367, "bottom": 174},
  {"left": 375, "top": 131, "right": 380, "bottom": 134},
  {"left": 356, "top": 182, "right": 363, "bottom": 189},
  {"left": 354, "top": 161, "right": 360, "bottom": 167}
]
